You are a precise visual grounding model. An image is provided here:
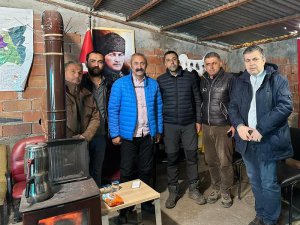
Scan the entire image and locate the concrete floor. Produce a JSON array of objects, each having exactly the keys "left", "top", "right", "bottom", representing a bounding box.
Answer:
[{"left": 9, "top": 154, "right": 300, "bottom": 225}]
